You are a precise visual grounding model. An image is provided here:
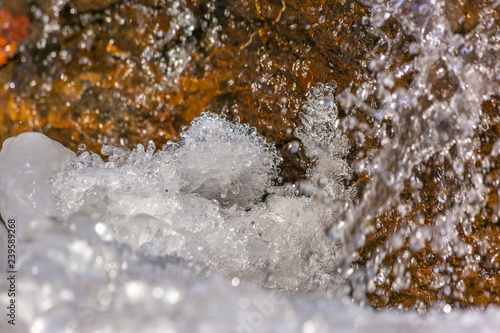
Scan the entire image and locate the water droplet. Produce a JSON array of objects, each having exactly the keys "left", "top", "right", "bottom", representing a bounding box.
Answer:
[
  {"left": 288, "top": 141, "right": 300, "bottom": 153},
  {"left": 316, "top": 177, "right": 328, "bottom": 190}
]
